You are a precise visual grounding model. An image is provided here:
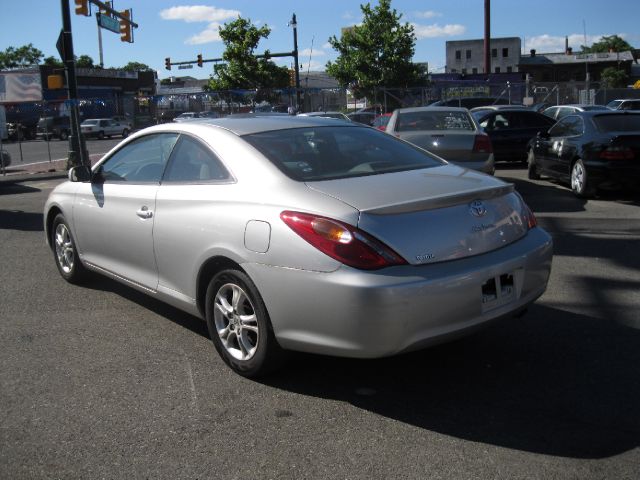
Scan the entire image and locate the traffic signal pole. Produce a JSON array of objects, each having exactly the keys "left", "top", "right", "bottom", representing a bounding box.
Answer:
[{"left": 60, "top": 0, "right": 89, "bottom": 168}]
